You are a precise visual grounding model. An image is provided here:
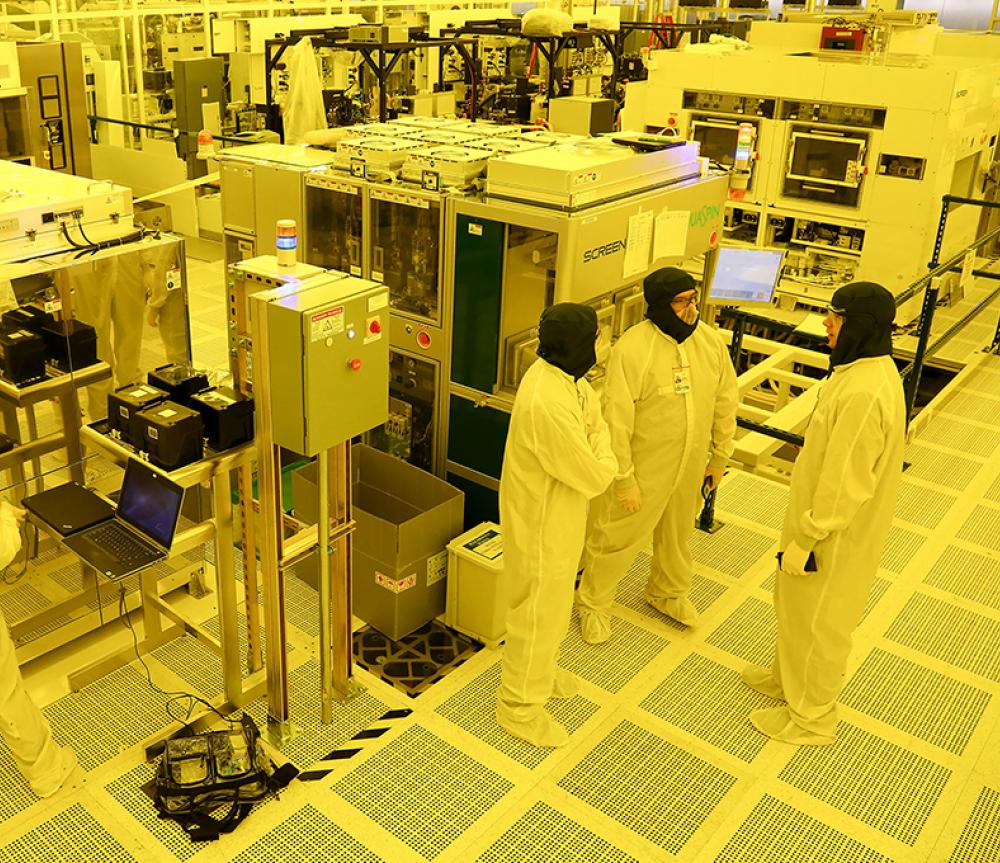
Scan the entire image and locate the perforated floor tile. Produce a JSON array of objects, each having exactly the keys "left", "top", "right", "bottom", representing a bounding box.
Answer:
[
  {"left": 947, "top": 785, "right": 1000, "bottom": 863},
  {"left": 277, "top": 660, "right": 390, "bottom": 768},
  {"left": 44, "top": 666, "right": 174, "bottom": 771},
  {"left": 689, "top": 523, "right": 776, "bottom": 580},
  {"left": 986, "top": 474, "right": 1000, "bottom": 505},
  {"left": 0, "top": 582, "right": 51, "bottom": 624},
  {"left": 0, "top": 802, "right": 134, "bottom": 863},
  {"left": 956, "top": 504, "right": 1000, "bottom": 553},
  {"left": 639, "top": 654, "right": 774, "bottom": 763},
  {"left": 893, "top": 482, "right": 957, "bottom": 530},
  {"left": 477, "top": 801, "right": 639, "bottom": 863},
  {"left": 714, "top": 472, "right": 789, "bottom": 531},
  {"left": 149, "top": 635, "right": 225, "bottom": 700},
  {"left": 559, "top": 608, "right": 669, "bottom": 694},
  {"left": 886, "top": 593, "right": 1000, "bottom": 683},
  {"left": 841, "top": 649, "right": 992, "bottom": 756},
  {"left": 779, "top": 723, "right": 951, "bottom": 846},
  {"left": 903, "top": 443, "right": 984, "bottom": 492},
  {"left": 0, "top": 746, "right": 46, "bottom": 823},
  {"left": 333, "top": 725, "right": 513, "bottom": 860},
  {"left": 714, "top": 795, "right": 893, "bottom": 863},
  {"left": 924, "top": 545, "right": 1000, "bottom": 612},
  {"left": 917, "top": 414, "right": 1000, "bottom": 458},
  {"left": 559, "top": 720, "right": 737, "bottom": 855},
  {"left": 761, "top": 574, "right": 888, "bottom": 623},
  {"left": 953, "top": 362, "right": 1000, "bottom": 397},
  {"left": 281, "top": 573, "right": 322, "bottom": 639},
  {"left": 616, "top": 553, "right": 728, "bottom": 622},
  {"left": 105, "top": 763, "right": 202, "bottom": 861},
  {"left": 229, "top": 803, "right": 385, "bottom": 863},
  {"left": 706, "top": 596, "right": 775, "bottom": 667},
  {"left": 435, "top": 660, "right": 600, "bottom": 769},
  {"left": 879, "top": 524, "right": 928, "bottom": 574},
  {"left": 939, "top": 389, "right": 1000, "bottom": 426}
]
